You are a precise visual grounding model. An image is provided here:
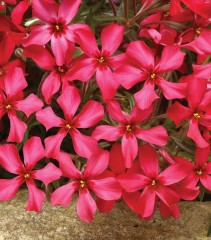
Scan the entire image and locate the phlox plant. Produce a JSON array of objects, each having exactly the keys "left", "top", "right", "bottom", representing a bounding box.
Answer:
[{"left": 0, "top": 0, "right": 211, "bottom": 222}]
